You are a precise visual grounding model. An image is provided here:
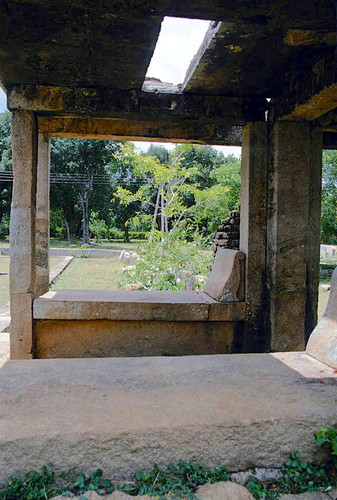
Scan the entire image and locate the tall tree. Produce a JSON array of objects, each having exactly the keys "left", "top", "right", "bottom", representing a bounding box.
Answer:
[{"left": 51, "top": 138, "right": 121, "bottom": 243}]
